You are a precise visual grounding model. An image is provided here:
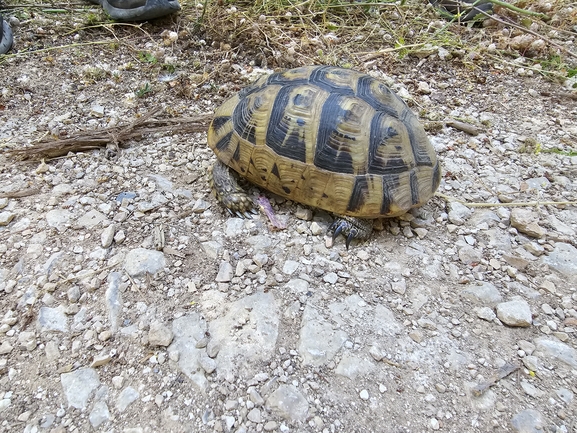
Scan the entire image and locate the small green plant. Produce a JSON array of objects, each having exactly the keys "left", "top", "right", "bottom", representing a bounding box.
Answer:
[
  {"left": 85, "top": 12, "right": 101, "bottom": 26},
  {"left": 135, "top": 83, "right": 153, "bottom": 97},
  {"left": 138, "top": 52, "right": 158, "bottom": 64},
  {"left": 541, "top": 148, "right": 577, "bottom": 157},
  {"left": 540, "top": 54, "right": 563, "bottom": 71},
  {"left": 567, "top": 68, "right": 577, "bottom": 88},
  {"left": 395, "top": 36, "right": 409, "bottom": 59},
  {"left": 162, "top": 64, "right": 176, "bottom": 74}
]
